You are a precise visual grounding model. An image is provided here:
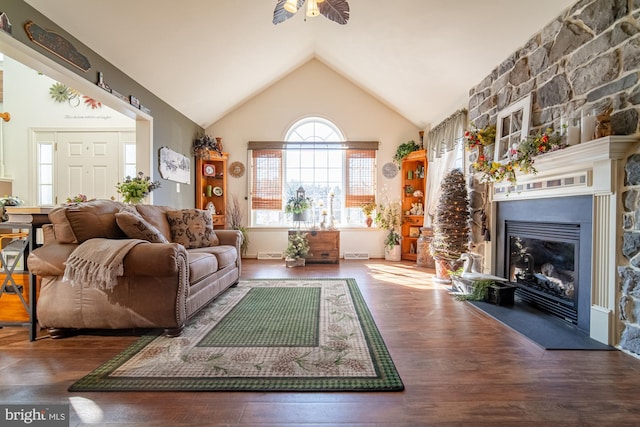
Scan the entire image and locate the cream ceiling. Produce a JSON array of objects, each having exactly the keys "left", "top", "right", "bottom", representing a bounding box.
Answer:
[{"left": 25, "top": 0, "right": 575, "bottom": 129}]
